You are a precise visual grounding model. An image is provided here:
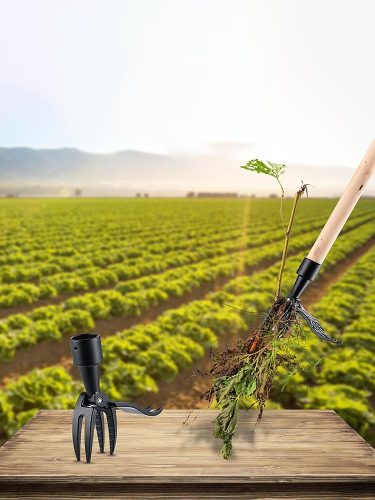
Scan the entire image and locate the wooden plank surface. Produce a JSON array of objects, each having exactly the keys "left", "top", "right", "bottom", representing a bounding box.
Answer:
[{"left": 0, "top": 409, "right": 374, "bottom": 498}]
